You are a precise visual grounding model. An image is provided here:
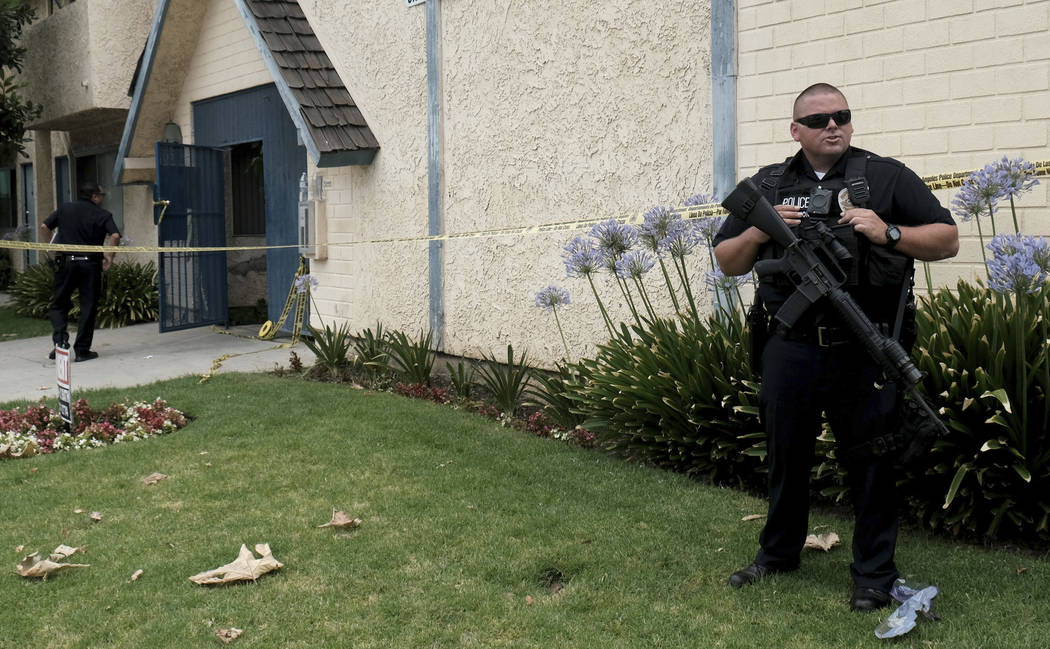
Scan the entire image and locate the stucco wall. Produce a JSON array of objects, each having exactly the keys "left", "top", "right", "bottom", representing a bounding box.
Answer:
[
  {"left": 737, "top": 0, "right": 1050, "bottom": 289},
  {"left": 301, "top": 1, "right": 716, "bottom": 365},
  {"left": 171, "top": 0, "right": 272, "bottom": 142},
  {"left": 21, "top": 0, "right": 155, "bottom": 128}
]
